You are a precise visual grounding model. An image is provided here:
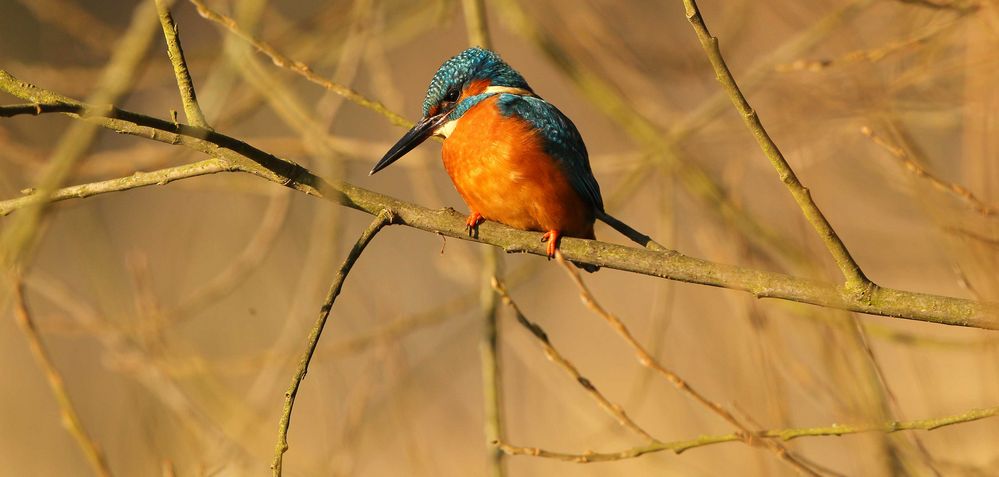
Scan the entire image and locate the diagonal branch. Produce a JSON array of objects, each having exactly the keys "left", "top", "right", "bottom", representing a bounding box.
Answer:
[
  {"left": 0, "top": 0, "right": 161, "bottom": 269},
  {"left": 680, "top": 0, "right": 871, "bottom": 291},
  {"left": 188, "top": 0, "right": 411, "bottom": 128},
  {"left": 1, "top": 71, "right": 996, "bottom": 329},
  {"left": 11, "top": 273, "right": 113, "bottom": 477},
  {"left": 862, "top": 126, "right": 997, "bottom": 217},
  {"left": 271, "top": 211, "right": 395, "bottom": 476},
  {"left": 556, "top": 254, "right": 821, "bottom": 476},
  {"left": 492, "top": 279, "right": 658, "bottom": 443}
]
